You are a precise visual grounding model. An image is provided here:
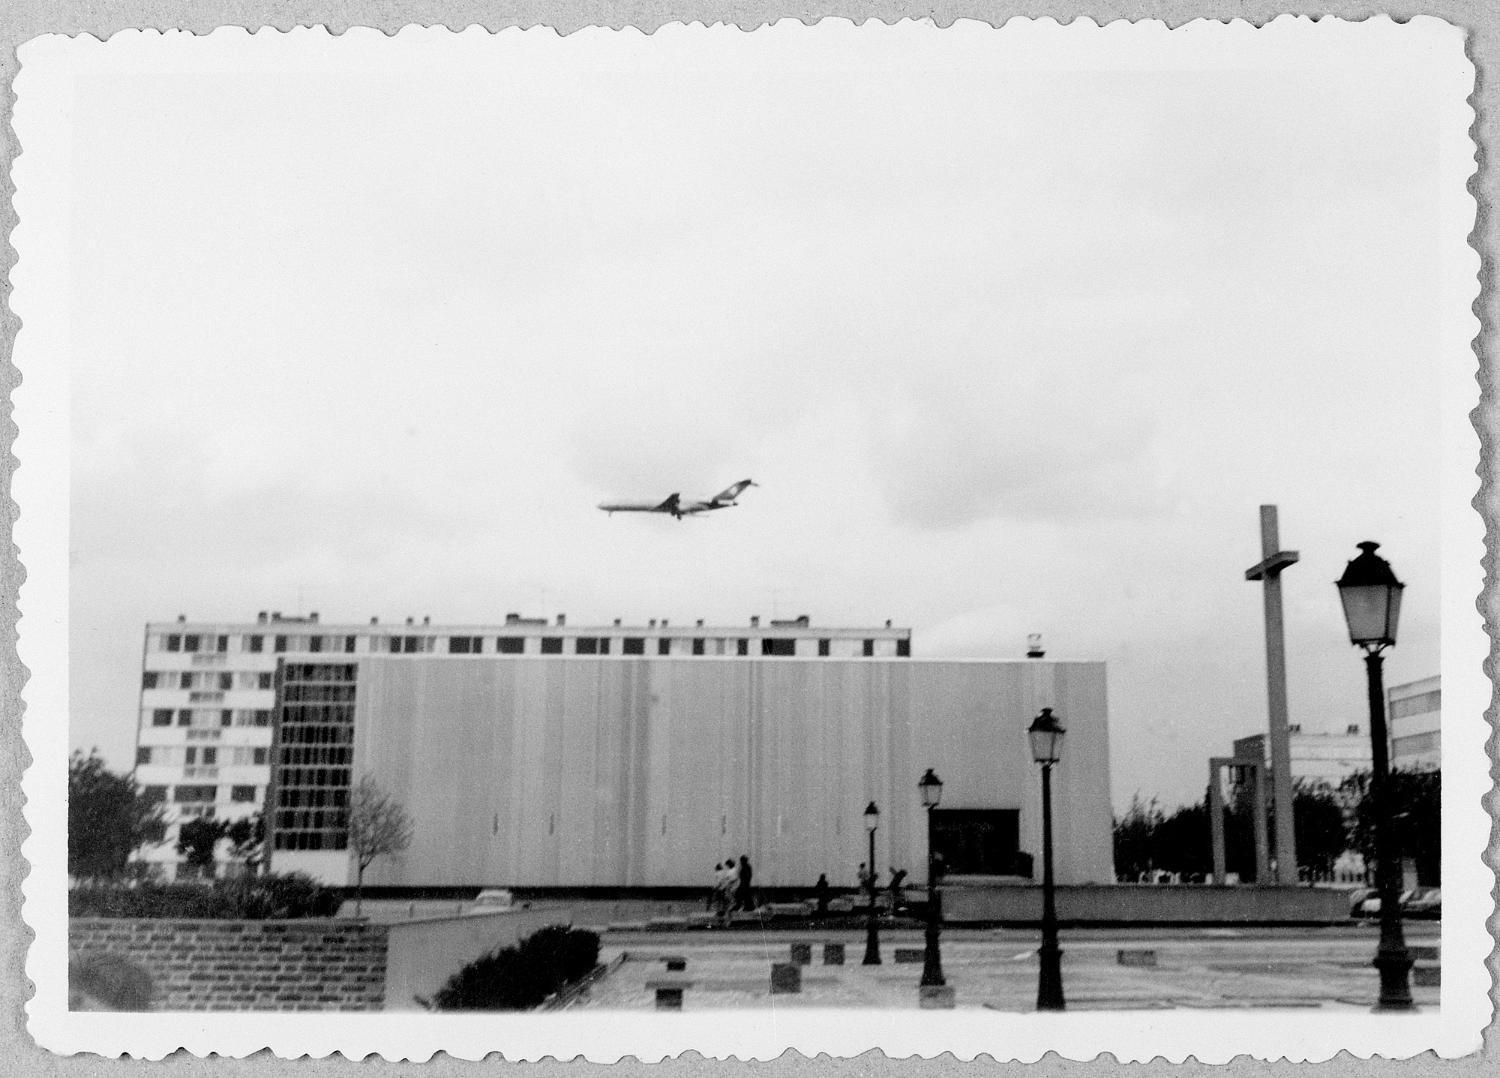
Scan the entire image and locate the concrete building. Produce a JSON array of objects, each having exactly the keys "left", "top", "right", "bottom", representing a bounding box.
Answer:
[
  {"left": 267, "top": 655, "right": 1115, "bottom": 890},
  {"left": 1232, "top": 727, "right": 1373, "bottom": 790},
  {"left": 132, "top": 611, "right": 910, "bottom": 880},
  {"left": 1387, "top": 675, "right": 1441, "bottom": 771}
]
